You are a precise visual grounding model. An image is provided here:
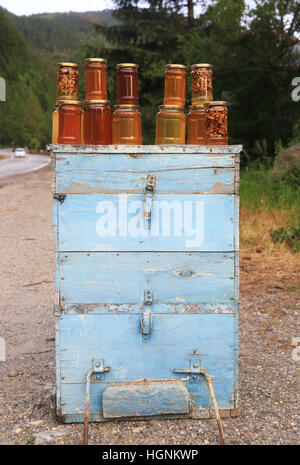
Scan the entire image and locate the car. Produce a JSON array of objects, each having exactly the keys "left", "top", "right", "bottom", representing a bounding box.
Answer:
[{"left": 14, "top": 148, "right": 26, "bottom": 158}]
